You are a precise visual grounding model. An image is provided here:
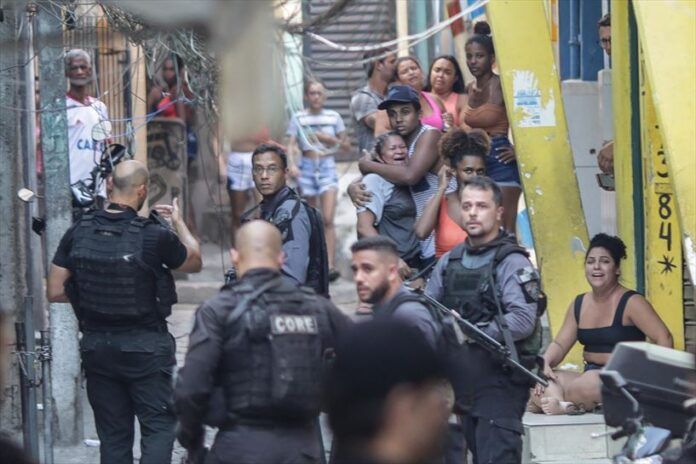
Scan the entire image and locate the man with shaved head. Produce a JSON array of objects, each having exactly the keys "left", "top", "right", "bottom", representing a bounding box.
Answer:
[
  {"left": 175, "top": 220, "right": 351, "bottom": 463},
  {"left": 48, "top": 159, "right": 202, "bottom": 464}
]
